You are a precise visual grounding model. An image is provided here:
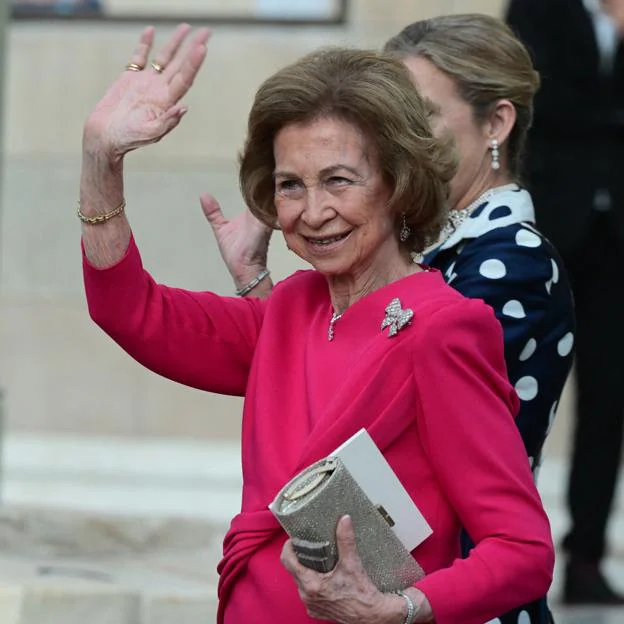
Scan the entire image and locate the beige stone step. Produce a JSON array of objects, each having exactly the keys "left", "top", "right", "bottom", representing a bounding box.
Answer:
[
  {"left": 0, "top": 505, "right": 228, "bottom": 558},
  {"left": 0, "top": 557, "right": 217, "bottom": 624},
  {"left": 0, "top": 506, "right": 222, "bottom": 624}
]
